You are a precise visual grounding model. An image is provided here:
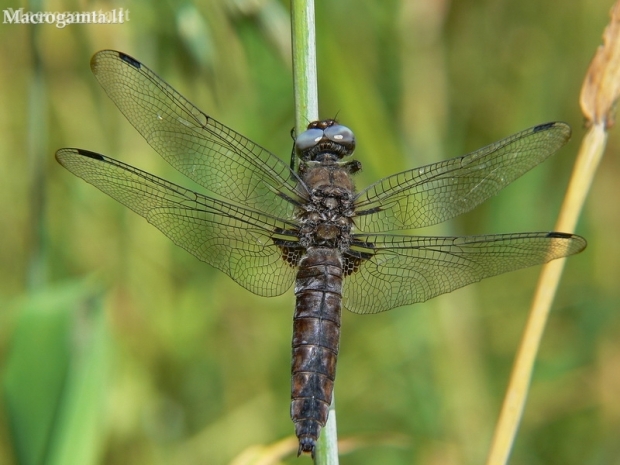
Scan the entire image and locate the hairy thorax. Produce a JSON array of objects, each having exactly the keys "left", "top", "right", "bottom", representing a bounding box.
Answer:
[{"left": 297, "top": 161, "right": 358, "bottom": 251}]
